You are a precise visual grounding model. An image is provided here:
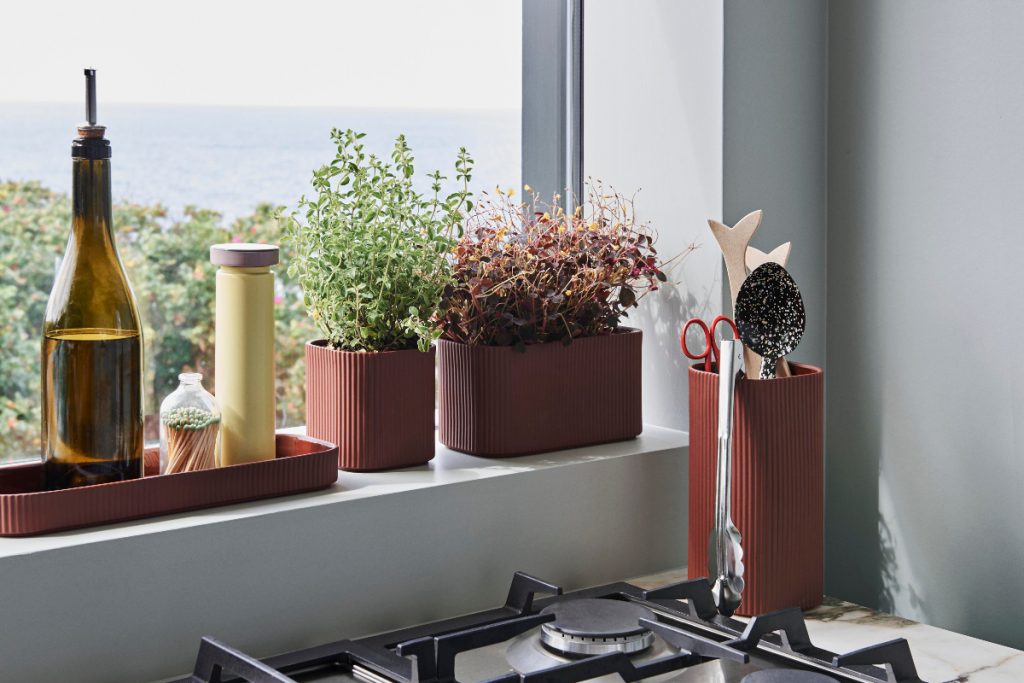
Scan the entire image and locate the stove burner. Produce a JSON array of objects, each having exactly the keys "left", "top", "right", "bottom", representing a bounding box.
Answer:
[
  {"left": 741, "top": 671, "right": 839, "bottom": 683},
  {"left": 539, "top": 598, "right": 656, "bottom": 656}
]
